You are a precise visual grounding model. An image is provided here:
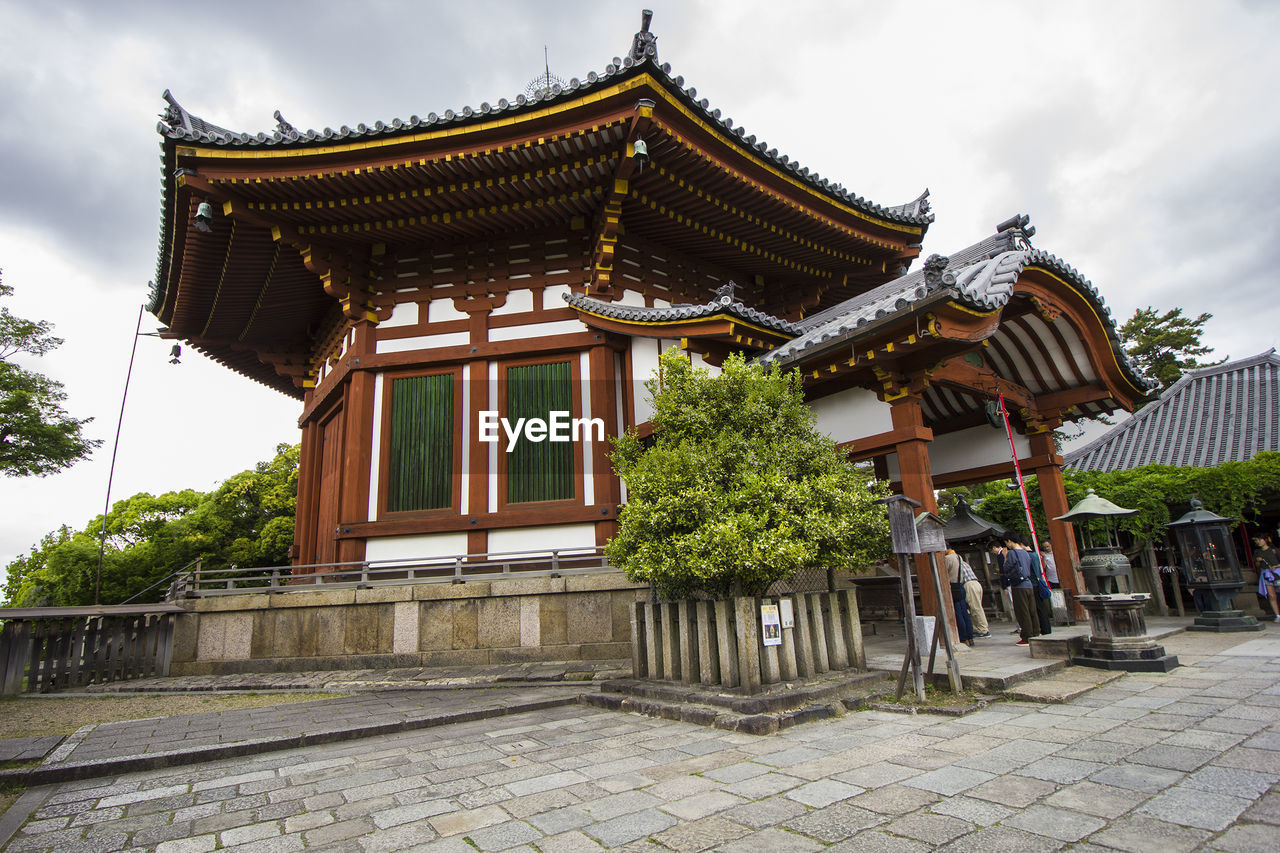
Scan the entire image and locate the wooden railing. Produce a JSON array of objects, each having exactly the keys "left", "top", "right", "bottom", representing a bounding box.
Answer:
[
  {"left": 0, "top": 604, "right": 182, "bottom": 695},
  {"left": 165, "top": 546, "right": 614, "bottom": 599}
]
